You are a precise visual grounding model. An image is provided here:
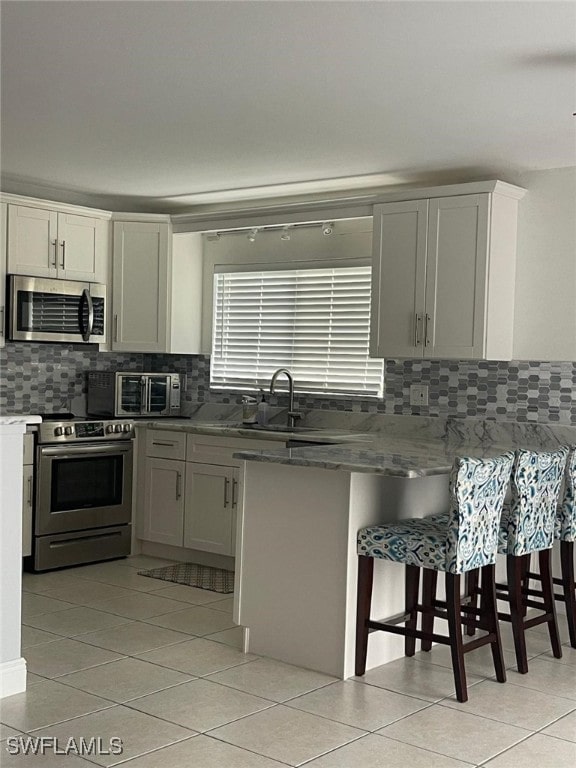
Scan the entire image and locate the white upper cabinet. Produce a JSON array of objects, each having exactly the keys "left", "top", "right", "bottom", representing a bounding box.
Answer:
[
  {"left": 370, "top": 183, "right": 524, "bottom": 360},
  {"left": 112, "top": 220, "right": 170, "bottom": 353},
  {"left": 0, "top": 202, "right": 7, "bottom": 347},
  {"left": 112, "top": 221, "right": 203, "bottom": 354},
  {"left": 7, "top": 203, "right": 107, "bottom": 282}
]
